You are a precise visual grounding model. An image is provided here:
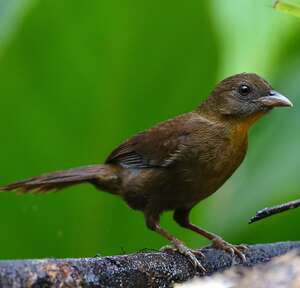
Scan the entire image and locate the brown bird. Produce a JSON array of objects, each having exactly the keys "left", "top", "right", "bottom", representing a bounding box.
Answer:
[{"left": 0, "top": 73, "right": 292, "bottom": 270}]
